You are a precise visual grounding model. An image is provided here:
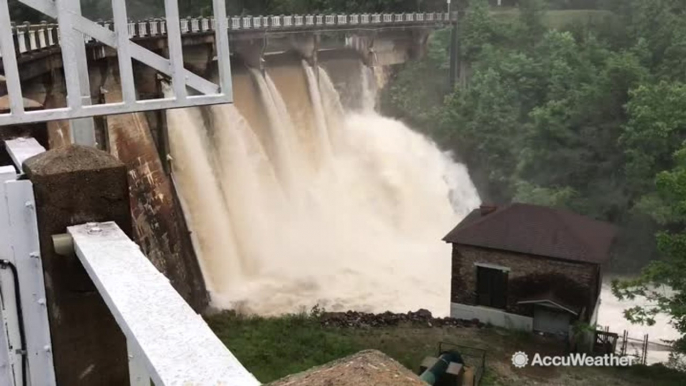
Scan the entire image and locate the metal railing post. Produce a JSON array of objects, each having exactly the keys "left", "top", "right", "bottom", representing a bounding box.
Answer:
[
  {"left": 55, "top": 0, "right": 97, "bottom": 146},
  {"left": 2, "top": 139, "right": 56, "bottom": 386}
]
